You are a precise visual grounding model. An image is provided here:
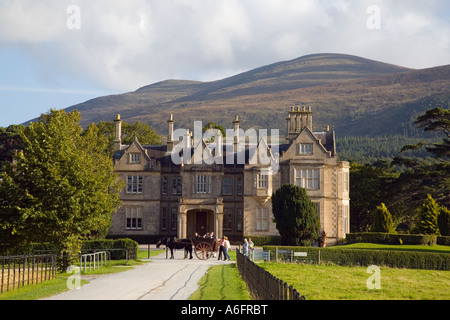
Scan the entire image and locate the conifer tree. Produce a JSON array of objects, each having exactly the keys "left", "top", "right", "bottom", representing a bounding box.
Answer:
[
  {"left": 372, "top": 203, "right": 396, "bottom": 233},
  {"left": 413, "top": 194, "right": 441, "bottom": 235},
  {"left": 272, "top": 184, "right": 320, "bottom": 246}
]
